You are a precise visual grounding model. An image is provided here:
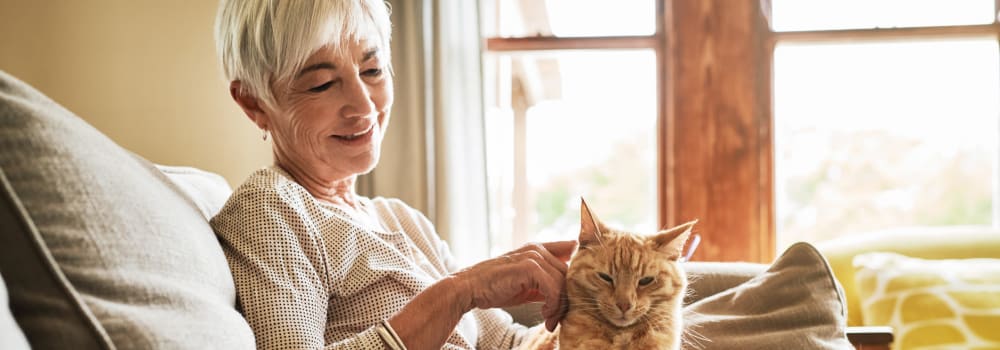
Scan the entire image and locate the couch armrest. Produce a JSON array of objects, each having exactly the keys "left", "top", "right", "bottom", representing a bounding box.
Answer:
[
  {"left": 846, "top": 326, "right": 893, "bottom": 350},
  {"left": 683, "top": 261, "right": 767, "bottom": 305}
]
